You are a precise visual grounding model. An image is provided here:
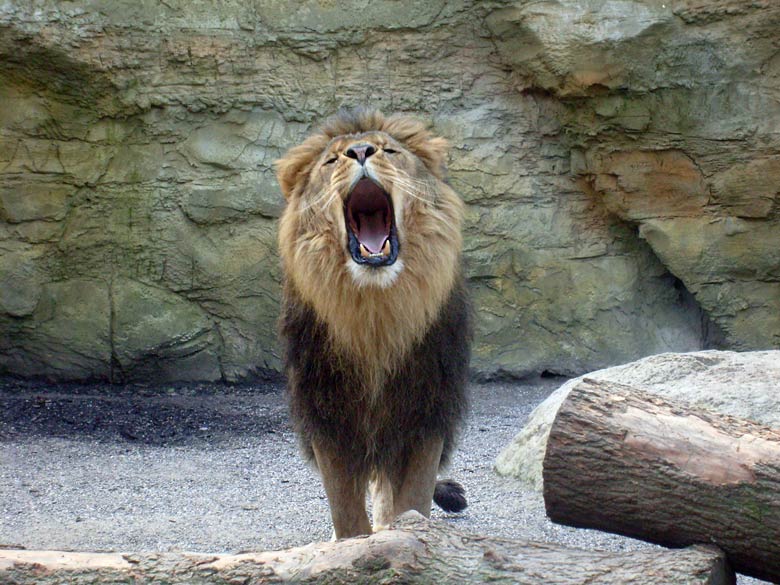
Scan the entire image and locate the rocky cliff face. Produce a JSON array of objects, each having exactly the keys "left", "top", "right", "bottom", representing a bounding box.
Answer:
[{"left": 1, "top": 1, "right": 778, "bottom": 382}]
